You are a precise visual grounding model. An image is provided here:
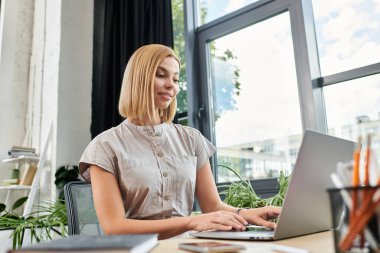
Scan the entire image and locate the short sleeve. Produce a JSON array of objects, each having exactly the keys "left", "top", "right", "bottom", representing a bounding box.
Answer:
[
  {"left": 193, "top": 130, "right": 216, "bottom": 170},
  {"left": 79, "top": 135, "right": 117, "bottom": 182}
]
